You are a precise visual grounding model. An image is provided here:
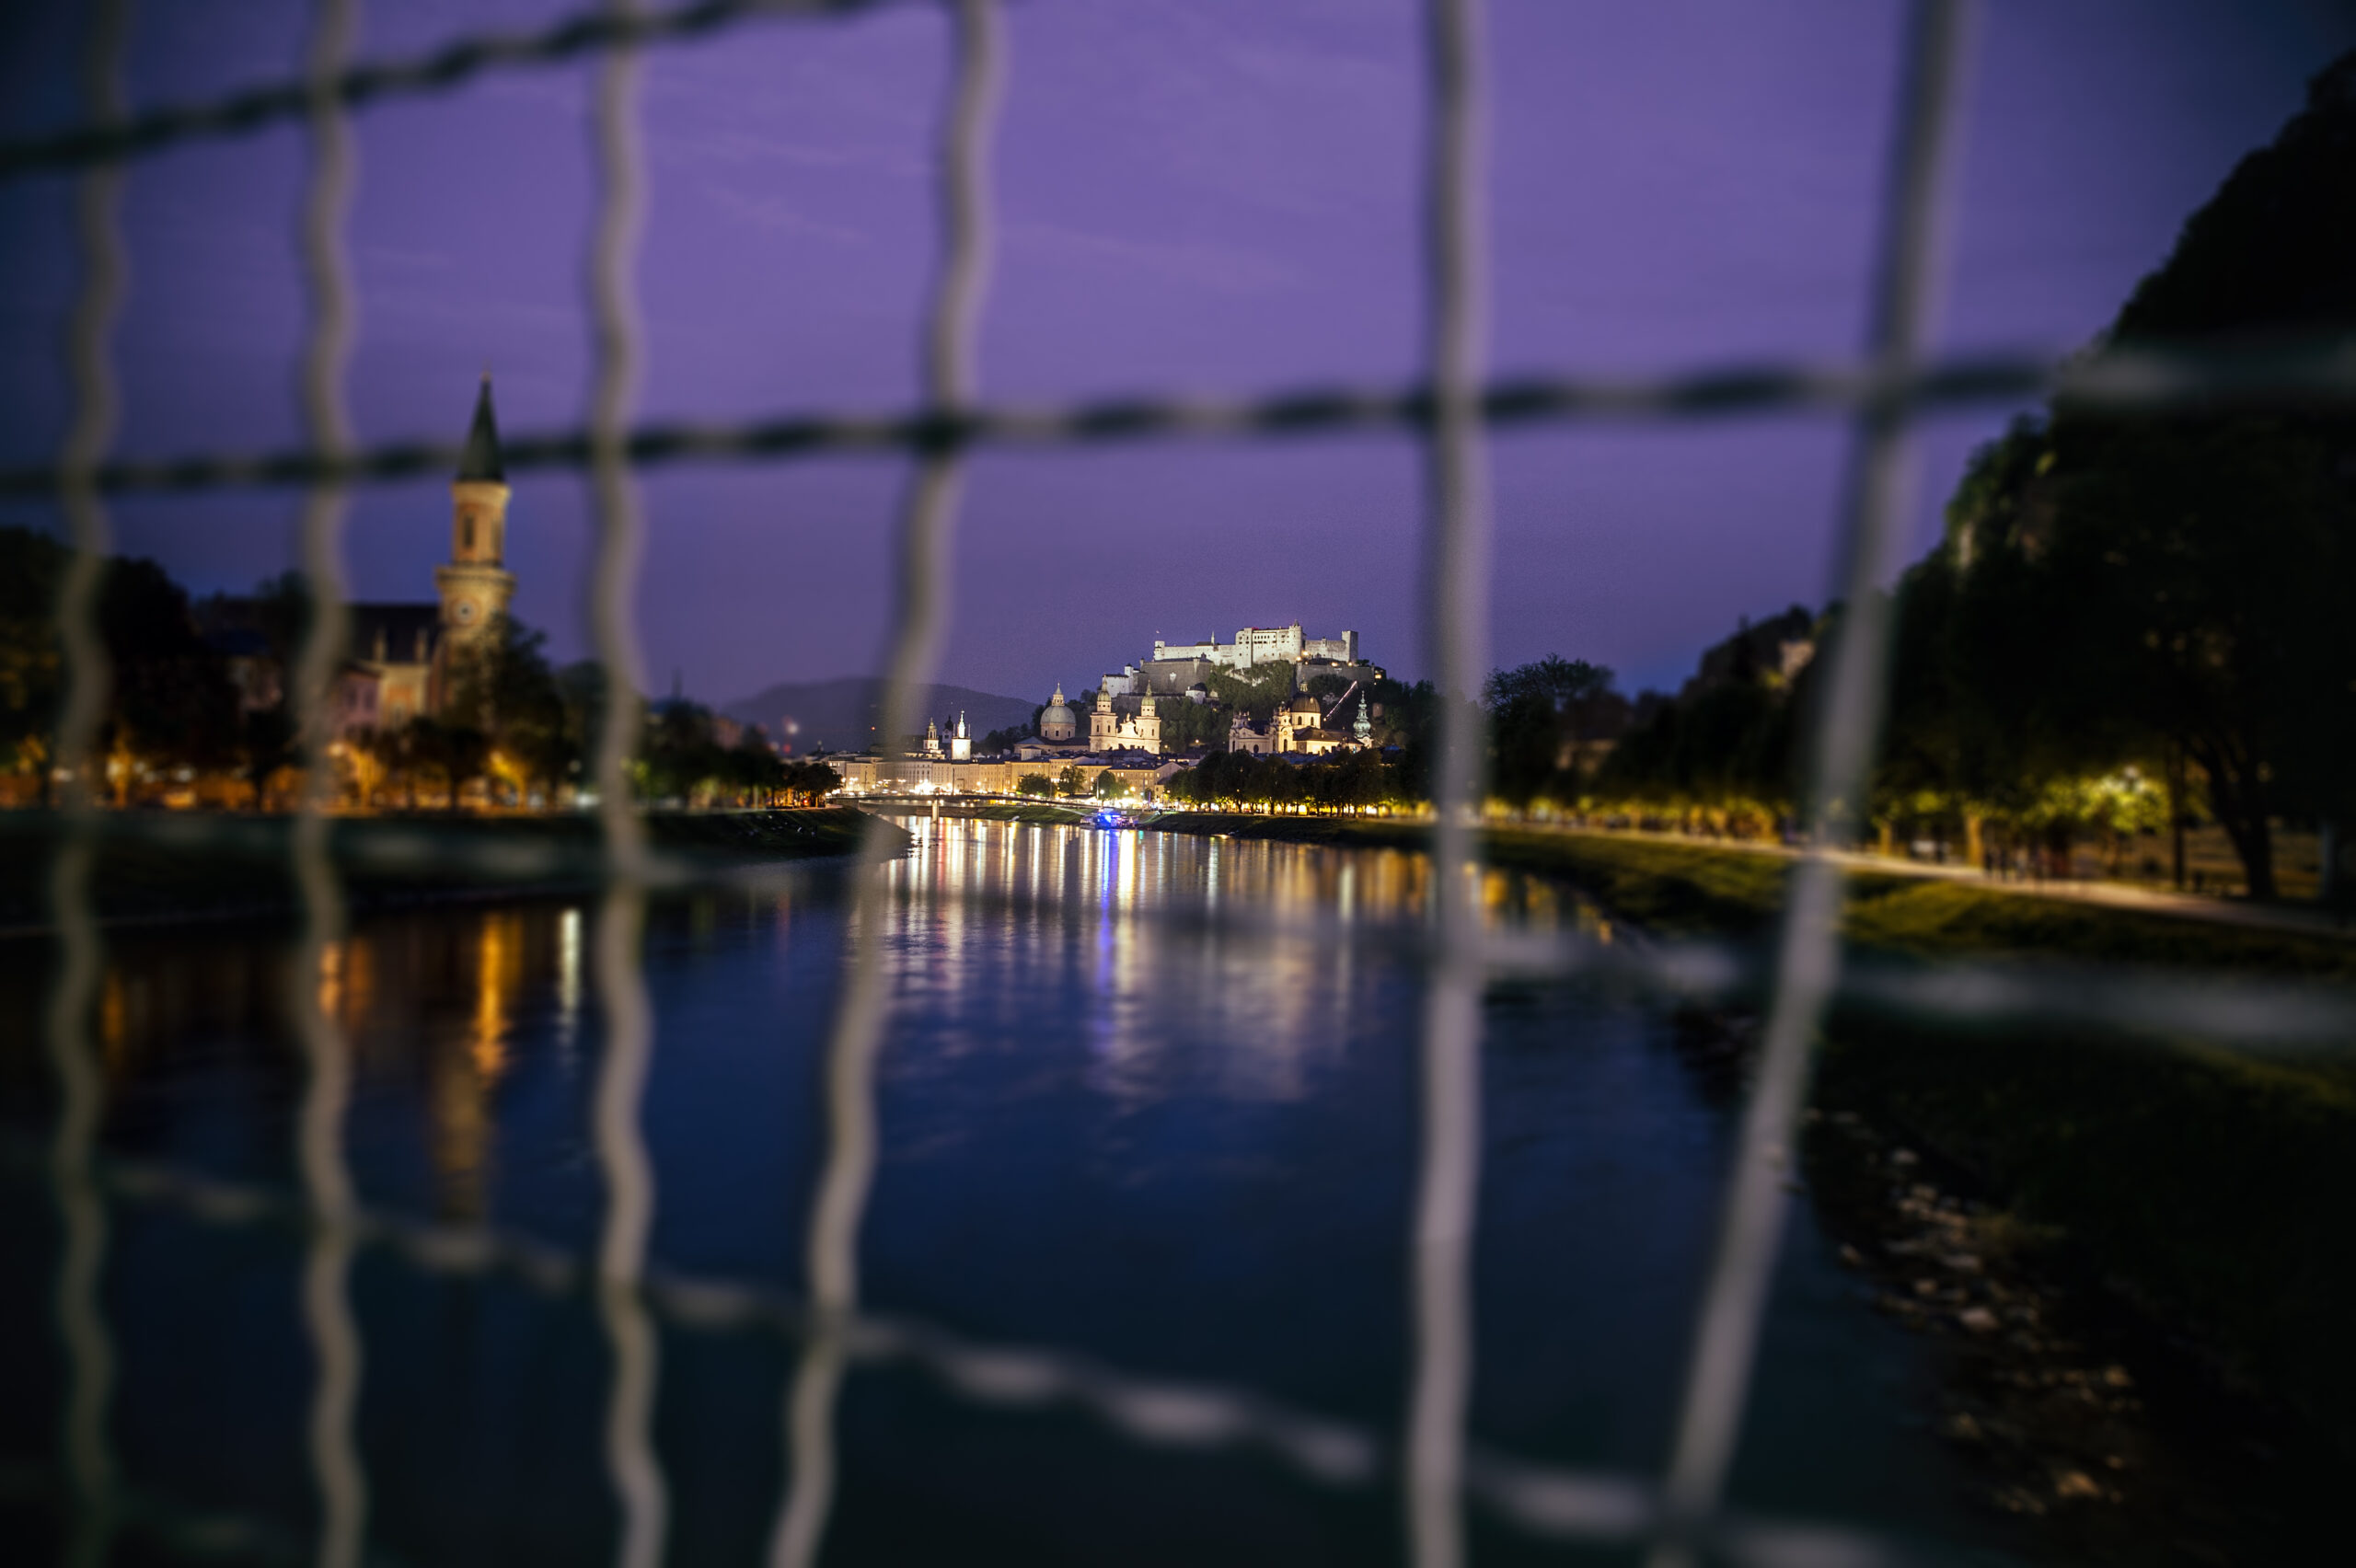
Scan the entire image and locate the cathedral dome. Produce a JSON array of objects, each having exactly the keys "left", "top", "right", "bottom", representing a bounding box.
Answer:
[{"left": 1039, "top": 683, "right": 1078, "bottom": 742}]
